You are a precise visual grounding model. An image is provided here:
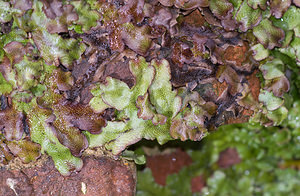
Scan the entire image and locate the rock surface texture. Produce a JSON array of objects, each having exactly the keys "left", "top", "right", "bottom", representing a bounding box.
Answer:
[{"left": 0, "top": 155, "right": 136, "bottom": 196}]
